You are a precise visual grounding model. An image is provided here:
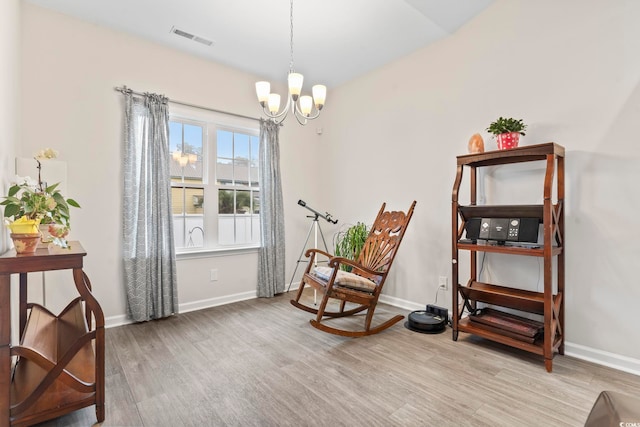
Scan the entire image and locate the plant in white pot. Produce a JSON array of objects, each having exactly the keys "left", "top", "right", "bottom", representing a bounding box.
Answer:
[{"left": 486, "top": 117, "right": 527, "bottom": 150}]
